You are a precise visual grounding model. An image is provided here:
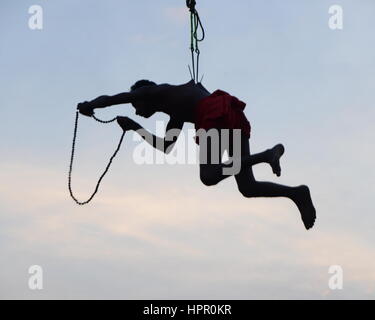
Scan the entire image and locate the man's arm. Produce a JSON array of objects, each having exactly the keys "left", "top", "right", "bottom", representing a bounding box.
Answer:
[
  {"left": 78, "top": 84, "right": 170, "bottom": 116},
  {"left": 86, "top": 93, "right": 132, "bottom": 109},
  {"left": 118, "top": 116, "right": 184, "bottom": 154},
  {"left": 77, "top": 93, "right": 133, "bottom": 116}
]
